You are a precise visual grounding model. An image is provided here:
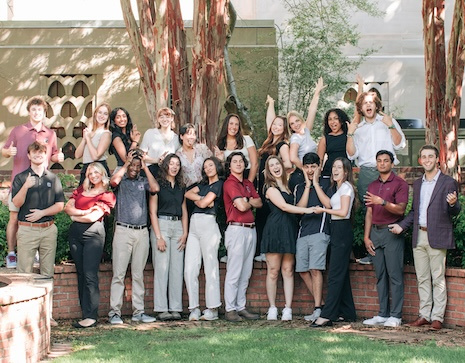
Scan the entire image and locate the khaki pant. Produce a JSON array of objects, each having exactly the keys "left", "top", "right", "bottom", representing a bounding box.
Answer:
[
  {"left": 17, "top": 223, "right": 57, "bottom": 277},
  {"left": 413, "top": 229, "right": 447, "bottom": 322},
  {"left": 109, "top": 225, "right": 150, "bottom": 317}
]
